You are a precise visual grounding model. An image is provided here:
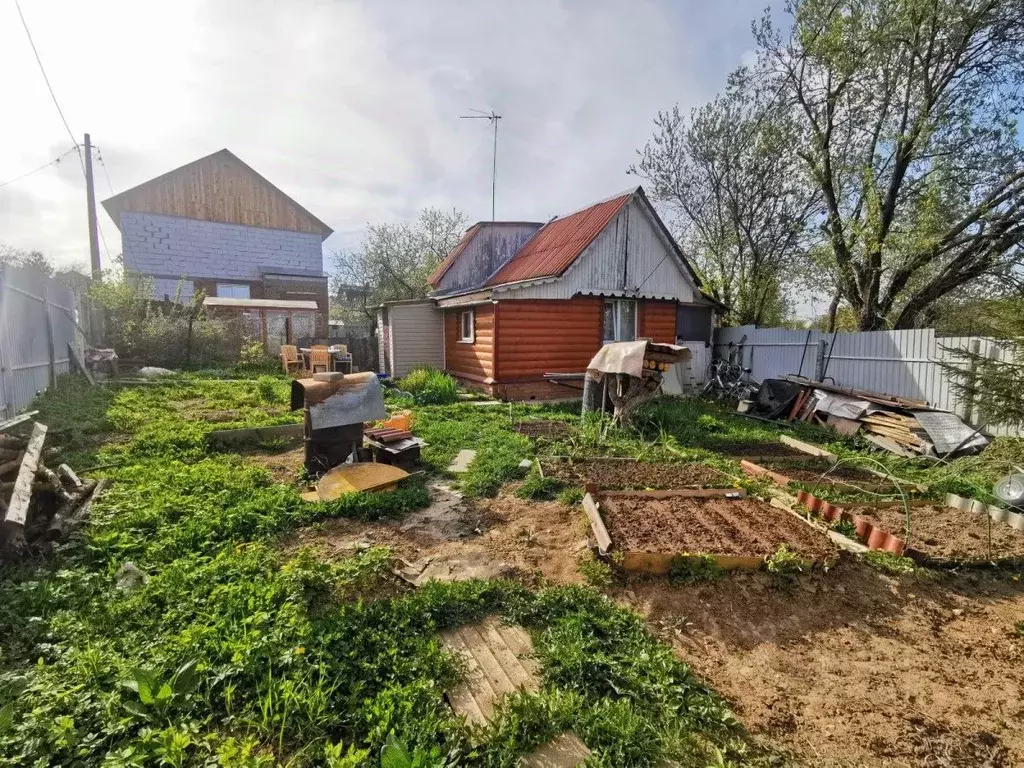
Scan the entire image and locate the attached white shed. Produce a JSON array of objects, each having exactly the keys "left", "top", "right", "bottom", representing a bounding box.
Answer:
[{"left": 376, "top": 298, "right": 444, "bottom": 377}]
